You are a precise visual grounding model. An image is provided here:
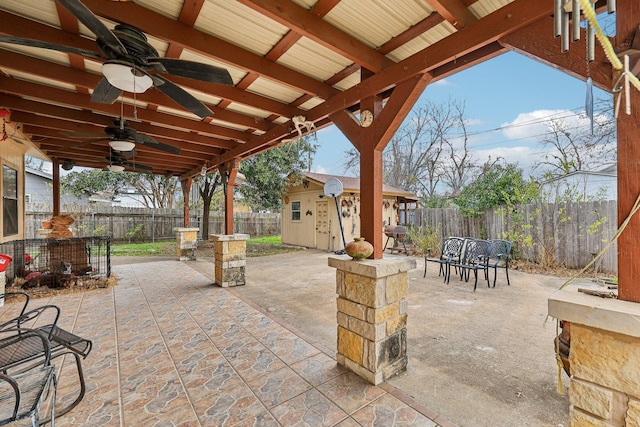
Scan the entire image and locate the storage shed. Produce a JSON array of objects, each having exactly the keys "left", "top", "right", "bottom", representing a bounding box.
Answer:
[{"left": 281, "top": 172, "right": 416, "bottom": 251}]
